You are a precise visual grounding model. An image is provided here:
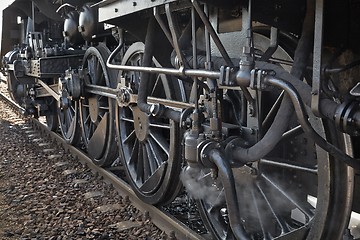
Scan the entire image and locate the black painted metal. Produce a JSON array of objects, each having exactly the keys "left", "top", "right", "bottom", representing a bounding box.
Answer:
[
  {"left": 79, "top": 44, "right": 118, "bottom": 167},
  {"left": 116, "top": 42, "right": 183, "bottom": 205},
  {"left": 311, "top": 0, "right": 323, "bottom": 116}
]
